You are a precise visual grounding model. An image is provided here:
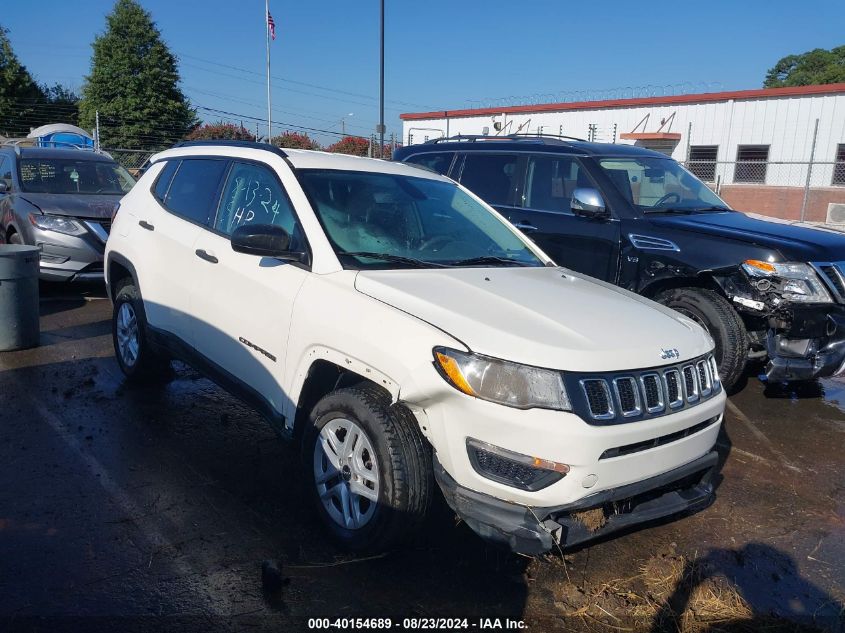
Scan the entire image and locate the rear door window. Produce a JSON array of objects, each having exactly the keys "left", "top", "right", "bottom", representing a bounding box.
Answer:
[
  {"left": 458, "top": 153, "right": 519, "bottom": 206},
  {"left": 163, "top": 159, "right": 229, "bottom": 226},
  {"left": 403, "top": 152, "right": 455, "bottom": 176}
]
